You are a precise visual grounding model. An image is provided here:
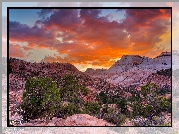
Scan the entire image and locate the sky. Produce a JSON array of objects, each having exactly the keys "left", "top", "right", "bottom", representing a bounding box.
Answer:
[{"left": 3, "top": 2, "right": 174, "bottom": 72}]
